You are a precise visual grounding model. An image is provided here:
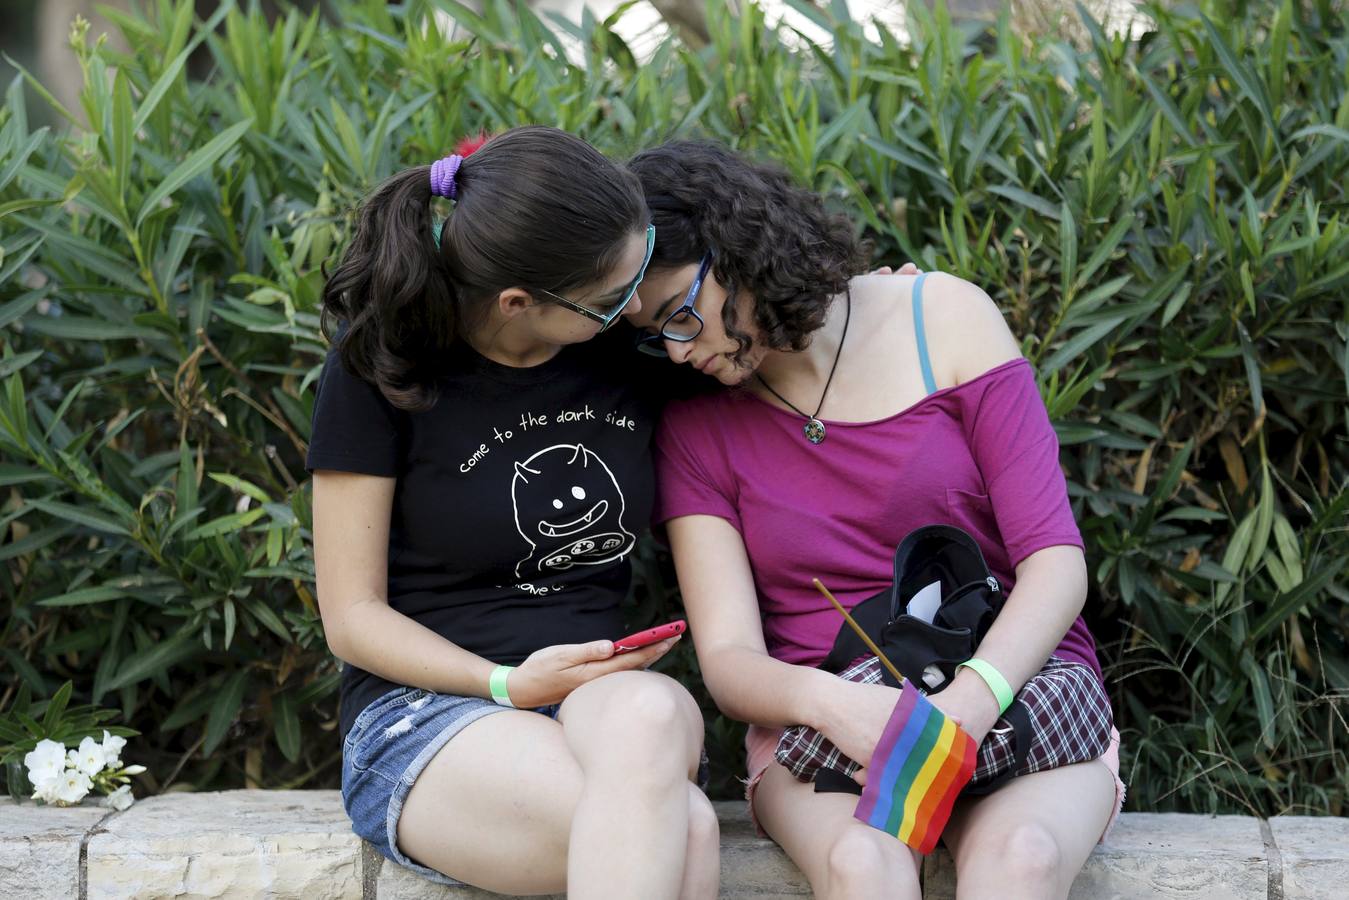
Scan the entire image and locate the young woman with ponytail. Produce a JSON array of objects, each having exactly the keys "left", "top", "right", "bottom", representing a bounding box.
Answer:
[{"left": 308, "top": 126, "right": 716, "bottom": 898}]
